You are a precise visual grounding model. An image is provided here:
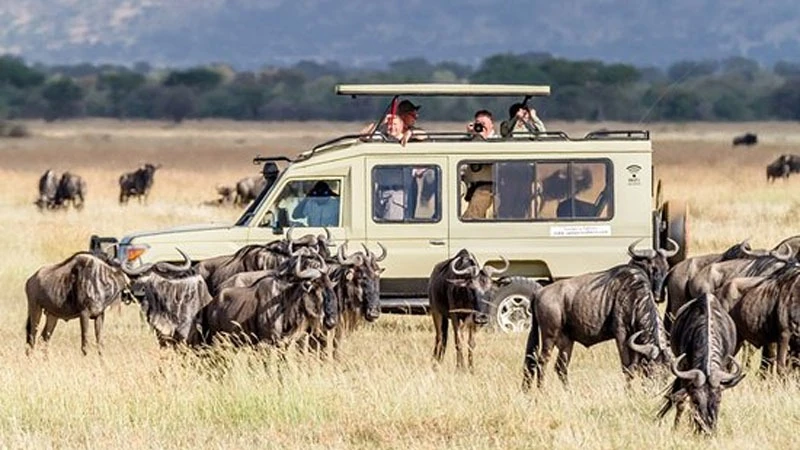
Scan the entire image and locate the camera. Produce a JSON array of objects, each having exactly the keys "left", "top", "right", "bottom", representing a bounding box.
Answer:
[{"left": 472, "top": 122, "right": 484, "bottom": 133}]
